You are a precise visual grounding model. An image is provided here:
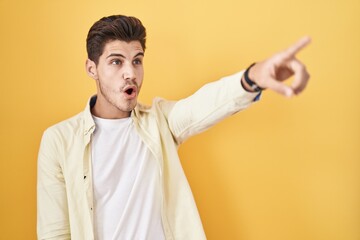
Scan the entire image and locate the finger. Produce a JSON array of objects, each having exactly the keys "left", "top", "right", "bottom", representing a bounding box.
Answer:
[
  {"left": 288, "top": 59, "right": 310, "bottom": 94},
  {"left": 276, "top": 36, "right": 311, "bottom": 63},
  {"left": 266, "top": 77, "right": 294, "bottom": 97}
]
